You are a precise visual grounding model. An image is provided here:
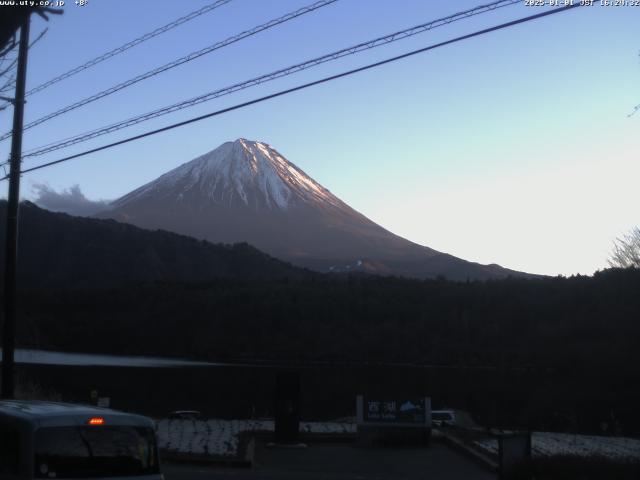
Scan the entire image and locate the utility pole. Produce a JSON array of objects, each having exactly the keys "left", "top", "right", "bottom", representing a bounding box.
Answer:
[{"left": 2, "top": 13, "right": 31, "bottom": 399}]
